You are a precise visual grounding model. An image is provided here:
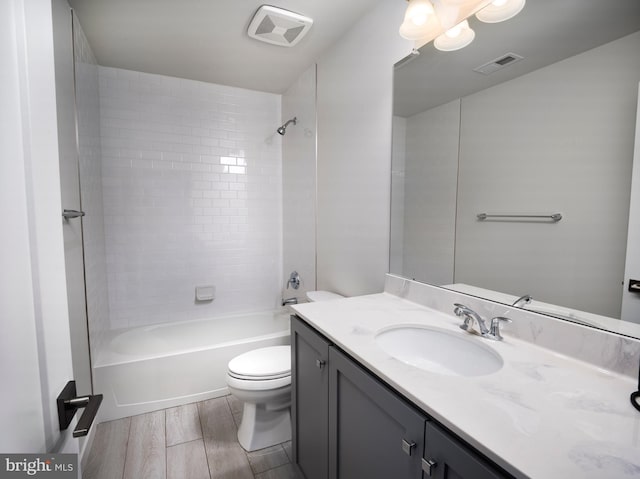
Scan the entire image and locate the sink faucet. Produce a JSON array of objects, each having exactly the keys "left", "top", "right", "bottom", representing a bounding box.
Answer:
[
  {"left": 454, "top": 304, "right": 511, "bottom": 341},
  {"left": 512, "top": 294, "right": 532, "bottom": 308},
  {"left": 454, "top": 303, "right": 489, "bottom": 336},
  {"left": 282, "top": 297, "right": 298, "bottom": 306}
]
